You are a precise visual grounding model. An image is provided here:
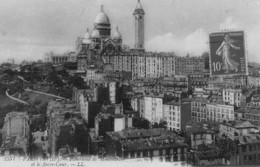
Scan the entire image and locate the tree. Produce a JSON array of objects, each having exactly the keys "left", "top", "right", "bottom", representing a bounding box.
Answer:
[
  {"left": 133, "top": 118, "right": 149, "bottom": 129},
  {"left": 68, "top": 75, "right": 85, "bottom": 89},
  {"left": 158, "top": 121, "right": 167, "bottom": 129},
  {"left": 216, "top": 137, "right": 238, "bottom": 160},
  {"left": 46, "top": 70, "right": 64, "bottom": 87},
  {"left": 3, "top": 69, "right": 15, "bottom": 77},
  {"left": 57, "top": 69, "right": 69, "bottom": 79}
]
